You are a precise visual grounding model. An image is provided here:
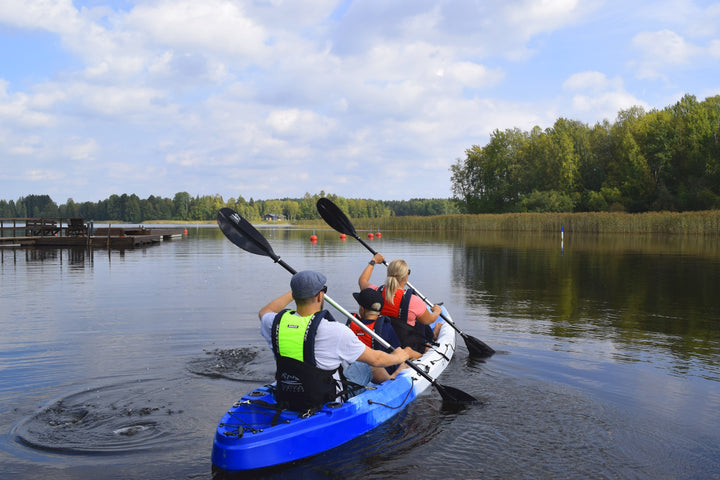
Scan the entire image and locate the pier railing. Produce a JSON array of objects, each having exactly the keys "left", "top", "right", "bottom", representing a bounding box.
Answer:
[{"left": 0, "top": 217, "right": 90, "bottom": 238}]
